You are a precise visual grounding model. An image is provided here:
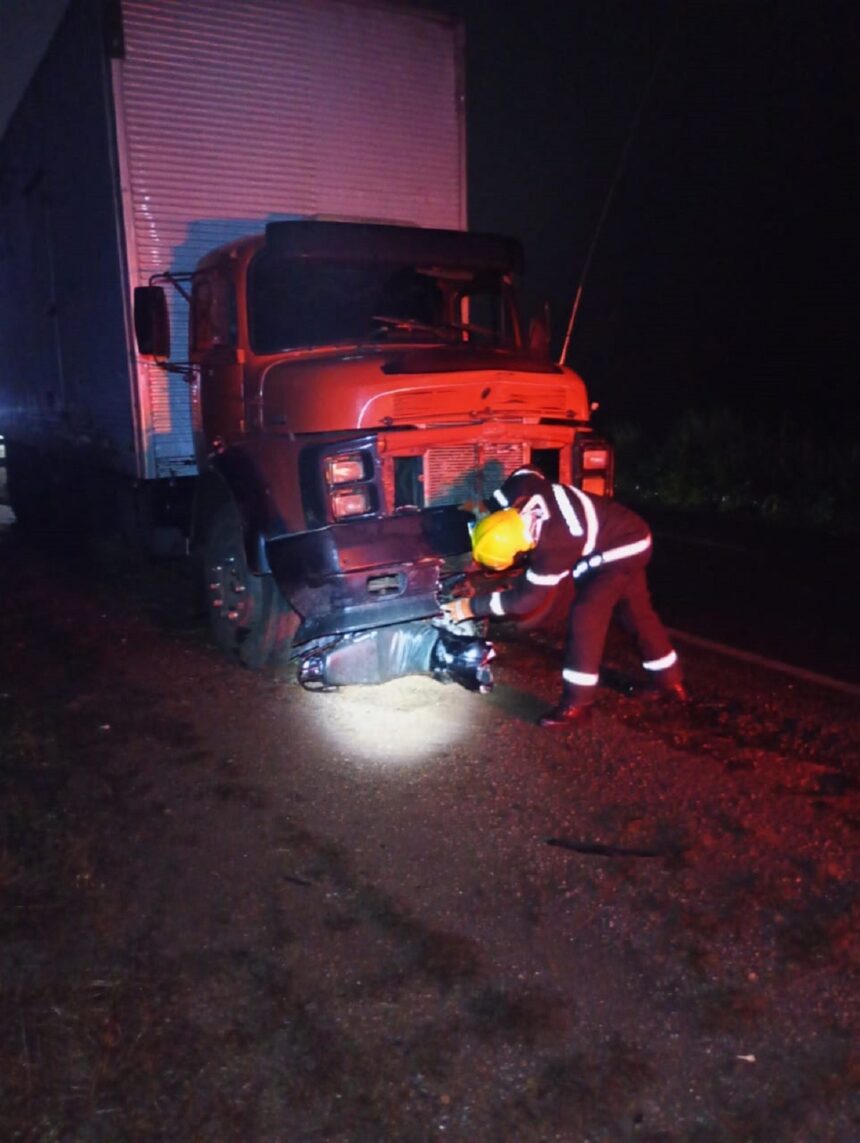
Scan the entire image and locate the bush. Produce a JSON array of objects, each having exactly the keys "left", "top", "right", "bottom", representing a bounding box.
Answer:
[{"left": 607, "top": 408, "right": 860, "bottom": 534}]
